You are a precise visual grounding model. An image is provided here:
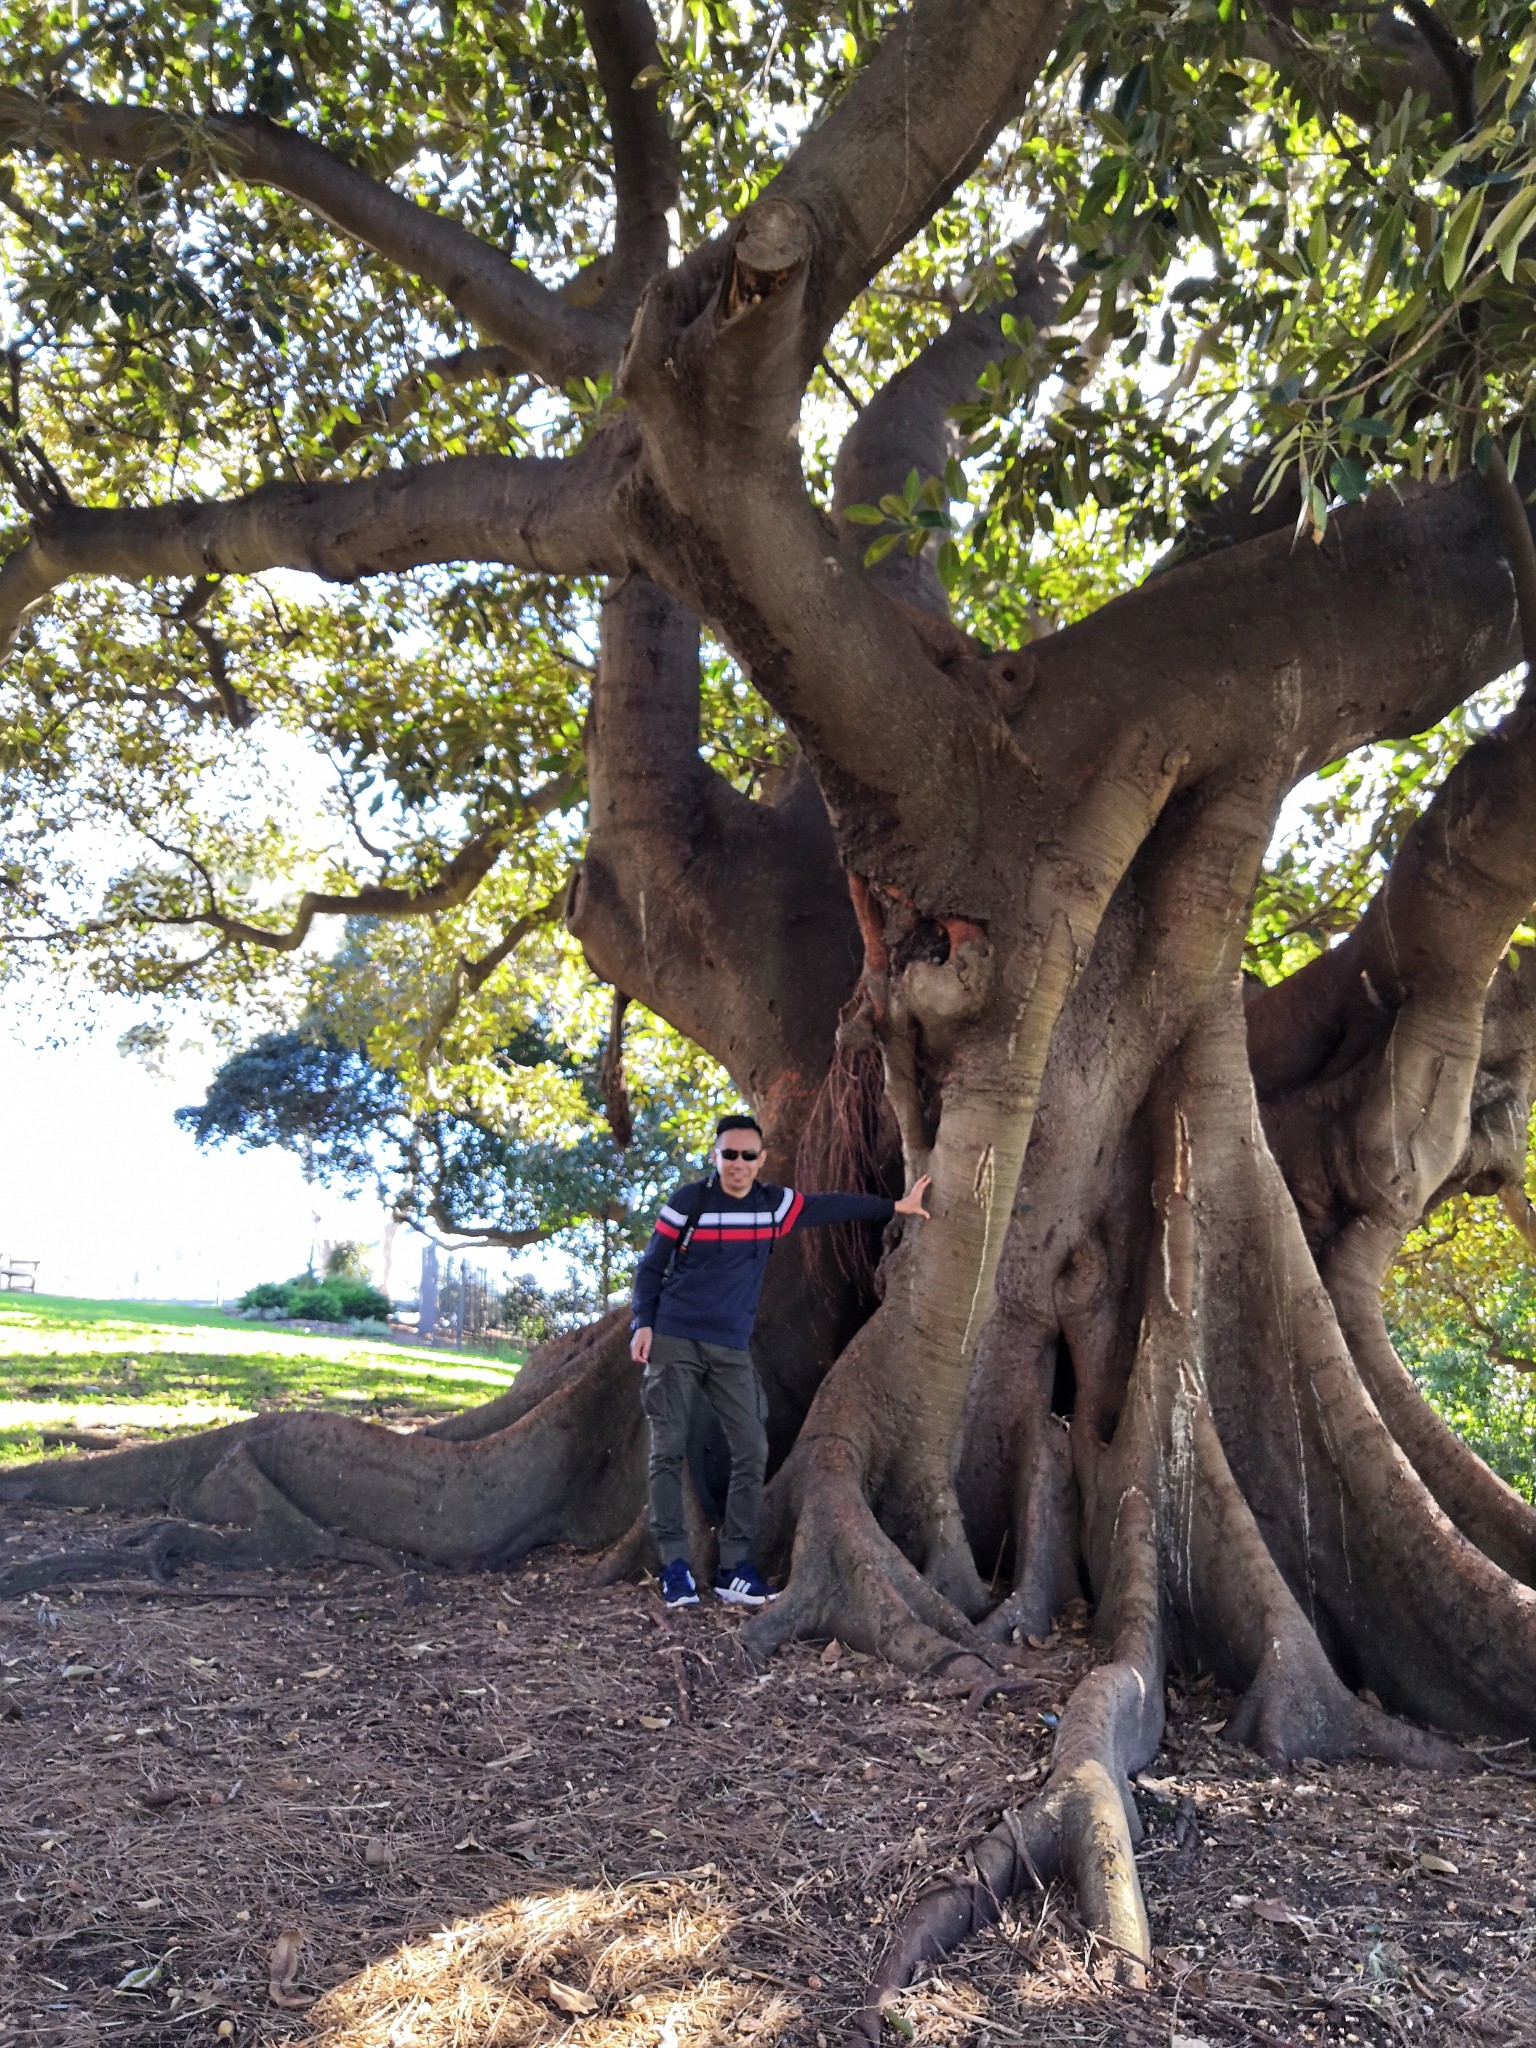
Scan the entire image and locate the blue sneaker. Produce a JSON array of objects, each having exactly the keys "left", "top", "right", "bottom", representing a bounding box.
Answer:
[
  {"left": 714, "top": 1561, "right": 776, "bottom": 1607},
  {"left": 660, "top": 1559, "right": 699, "bottom": 1608}
]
